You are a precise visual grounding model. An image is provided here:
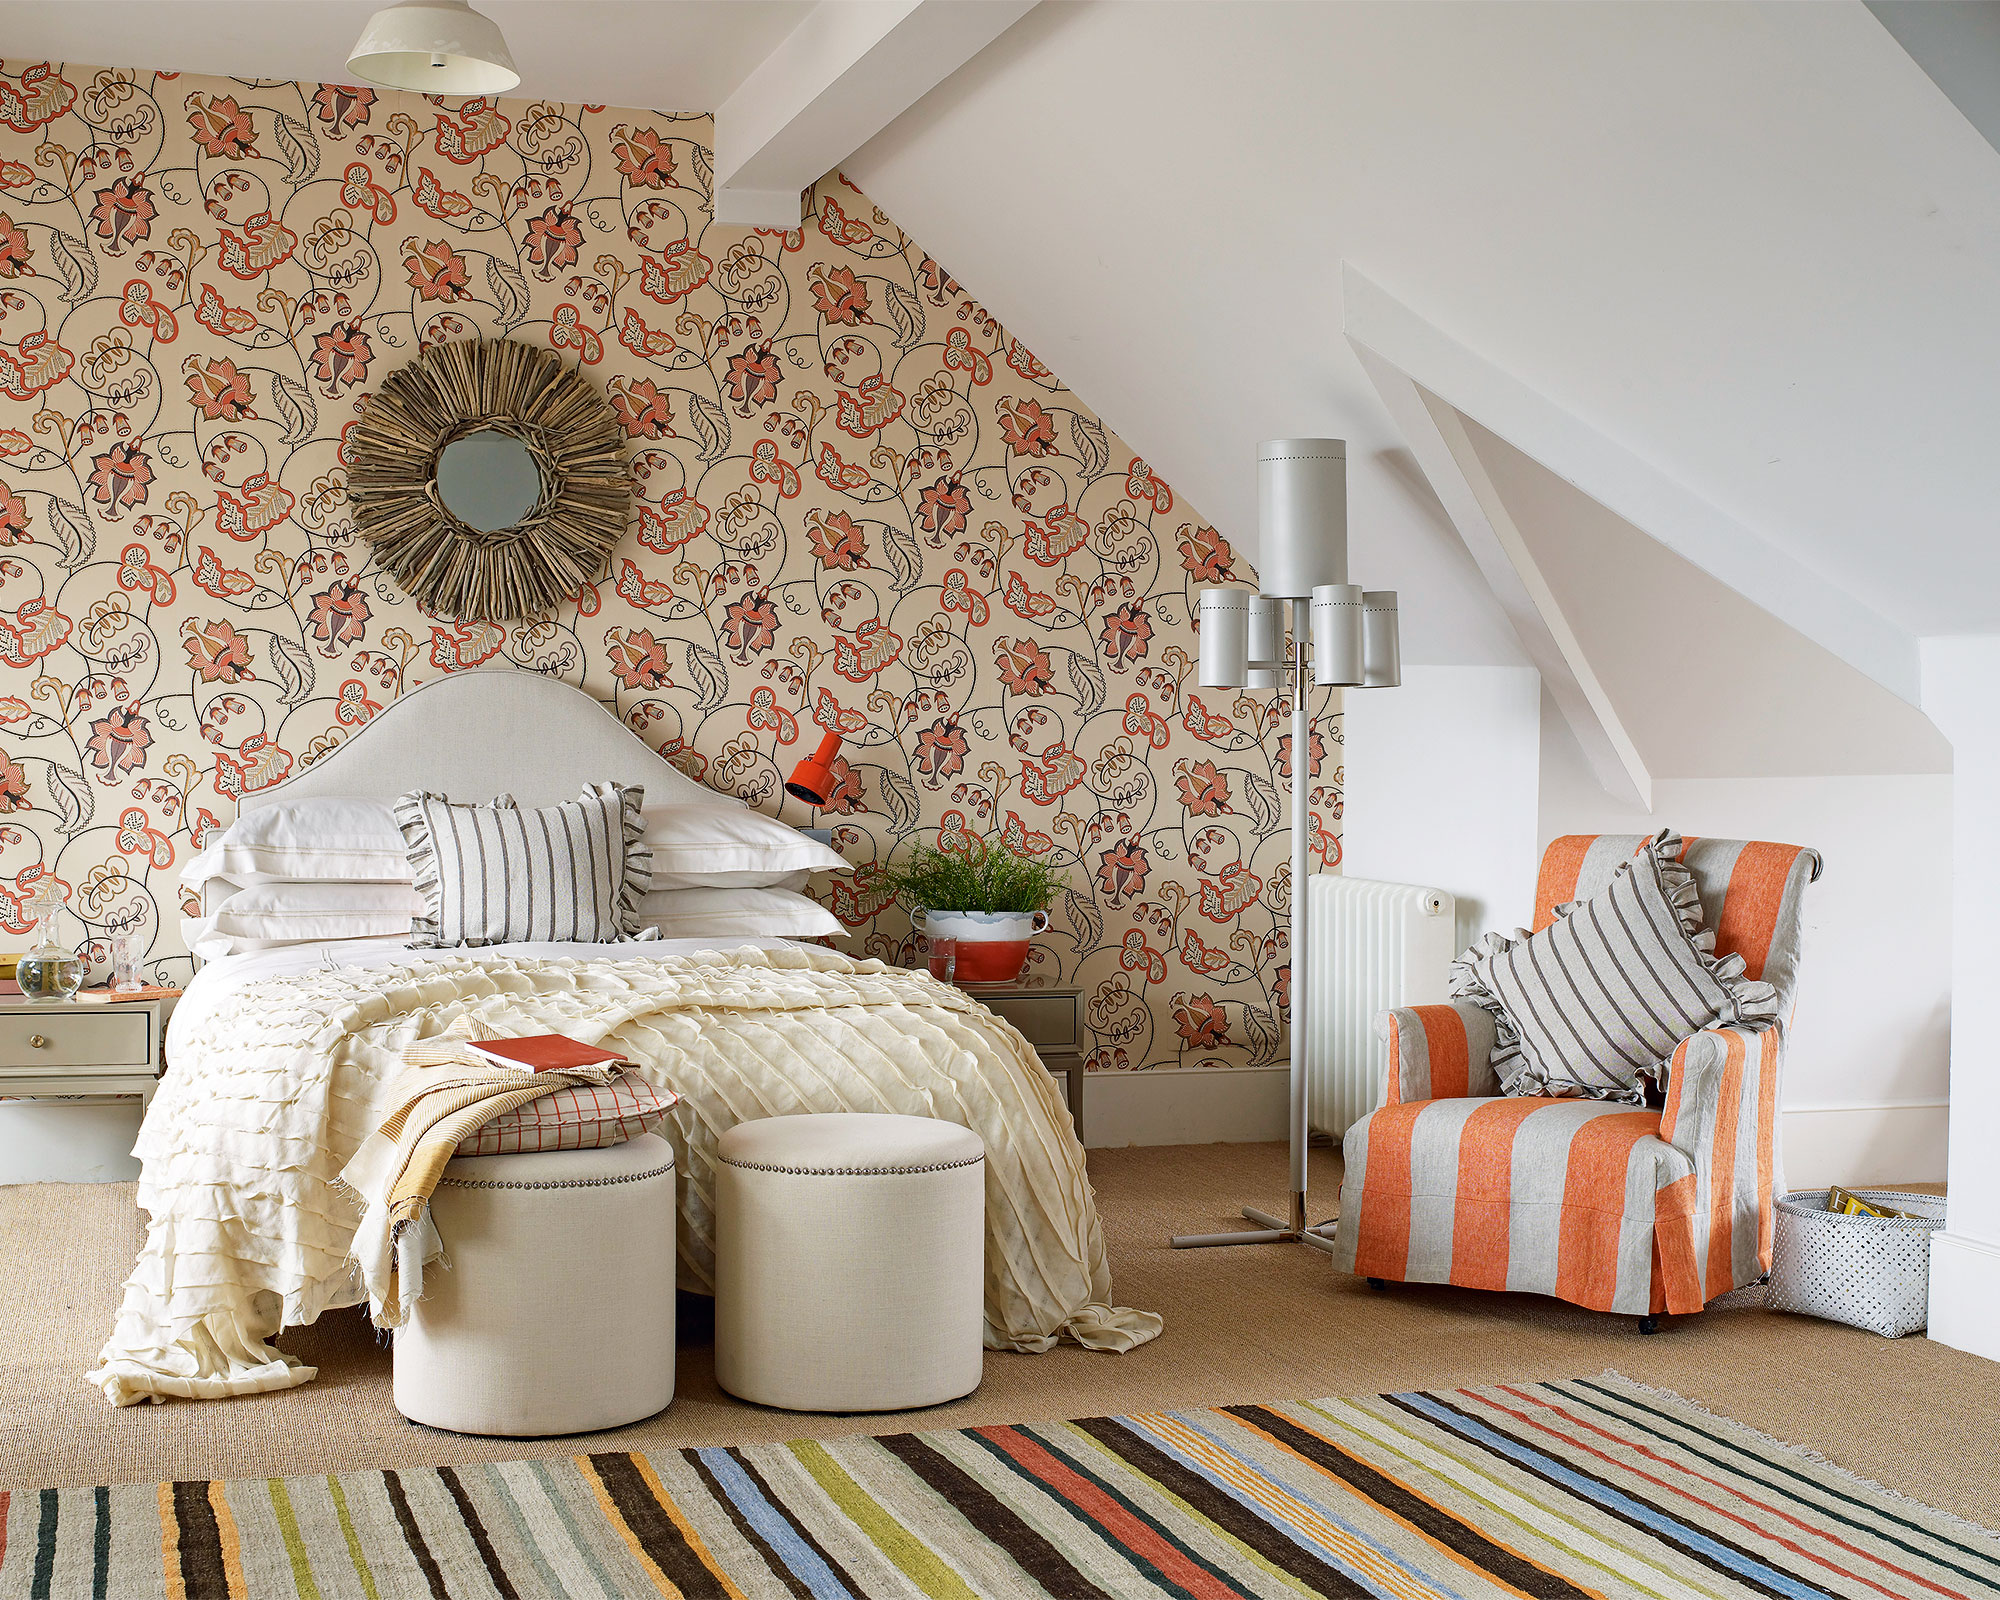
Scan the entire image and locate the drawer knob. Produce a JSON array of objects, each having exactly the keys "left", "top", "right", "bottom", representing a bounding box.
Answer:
[{"left": 27, "top": 1034, "right": 45, "bottom": 1049}]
